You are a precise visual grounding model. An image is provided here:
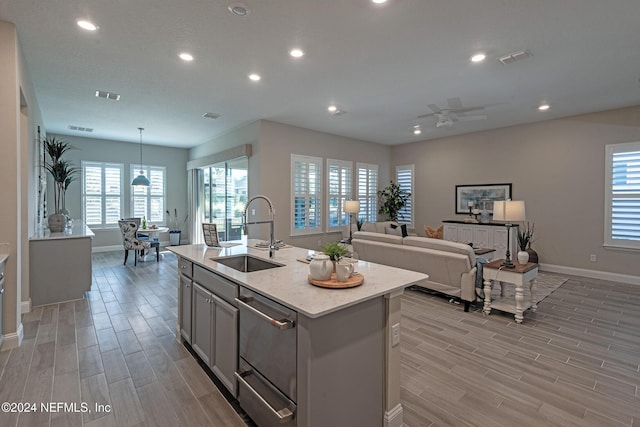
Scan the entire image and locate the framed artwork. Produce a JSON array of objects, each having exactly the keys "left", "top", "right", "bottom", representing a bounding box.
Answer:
[
  {"left": 455, "top": 183, "right": 512, "bottom": 214},
  {"left": 202, "top": 223, "right": 220, "bottom": 247}
]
